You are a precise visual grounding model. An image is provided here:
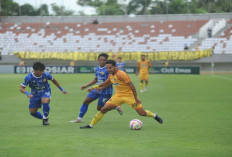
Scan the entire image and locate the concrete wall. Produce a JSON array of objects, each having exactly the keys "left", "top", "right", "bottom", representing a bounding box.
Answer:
[{"left": 2, "top": 13, "right": 232, "bottom": 23}]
